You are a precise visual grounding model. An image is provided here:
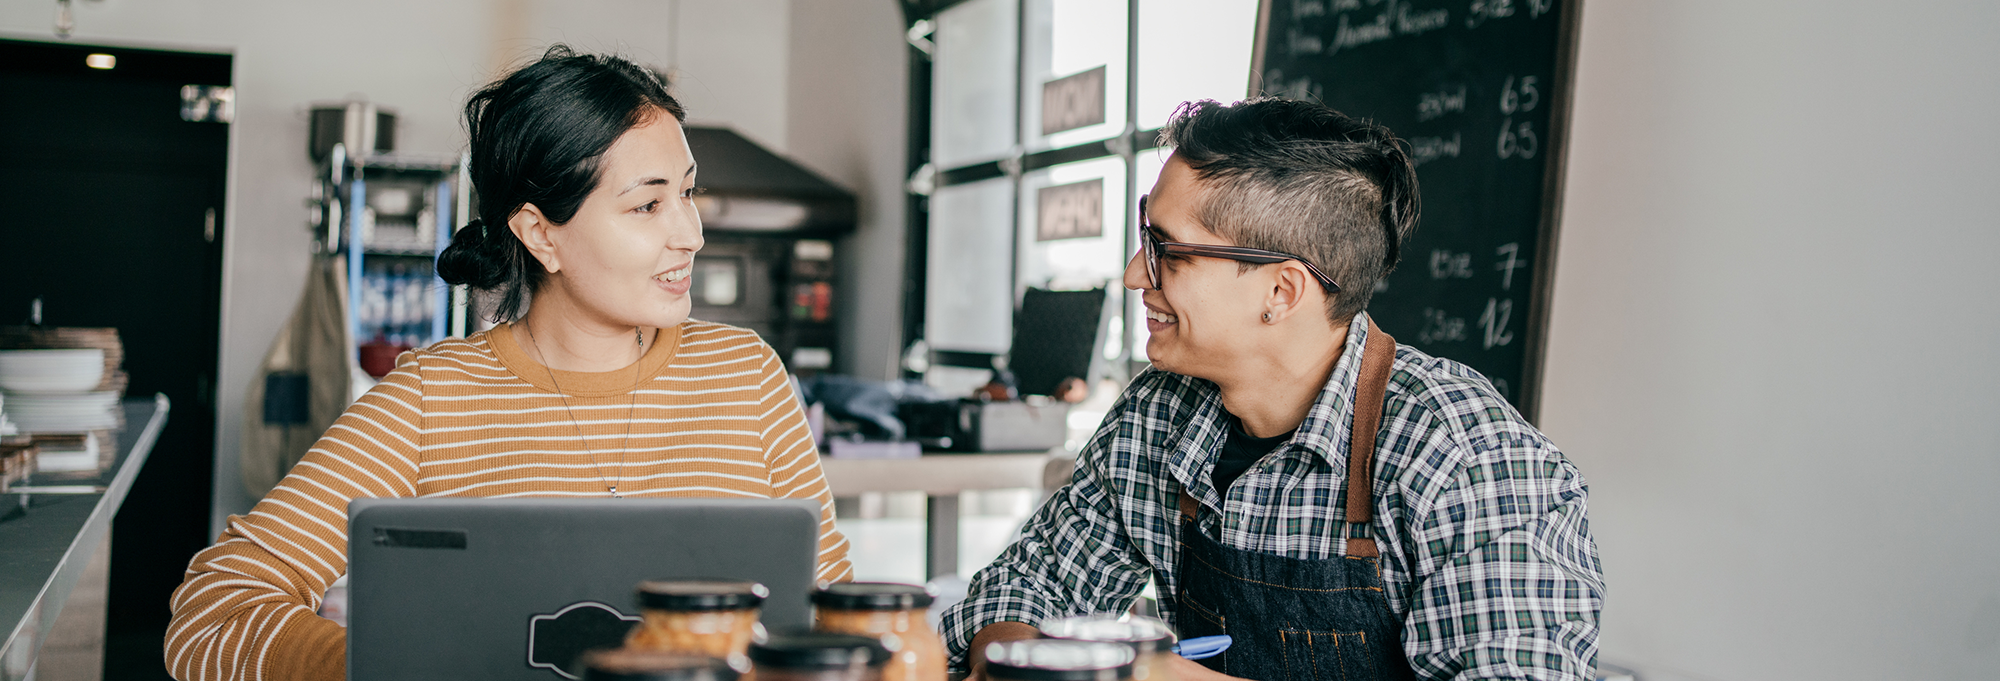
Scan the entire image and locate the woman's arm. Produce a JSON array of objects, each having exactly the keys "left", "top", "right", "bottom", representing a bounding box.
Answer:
[
  {"left": 752, "top": 345, "right": 854, "bottom": 583},
  {"left": 166, "top": 356, "right": 425, "bottom": 681}
]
